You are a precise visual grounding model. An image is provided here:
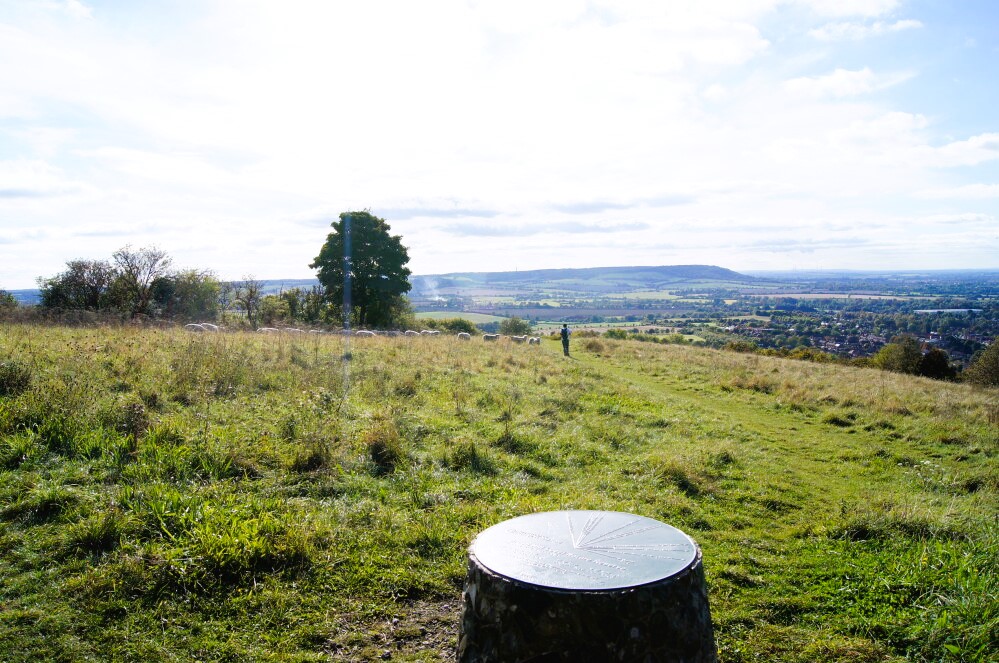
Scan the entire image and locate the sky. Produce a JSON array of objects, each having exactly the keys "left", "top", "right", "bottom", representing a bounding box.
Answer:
[{"left": 1, "top": 0, "right": 998, "bottom": 289}]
